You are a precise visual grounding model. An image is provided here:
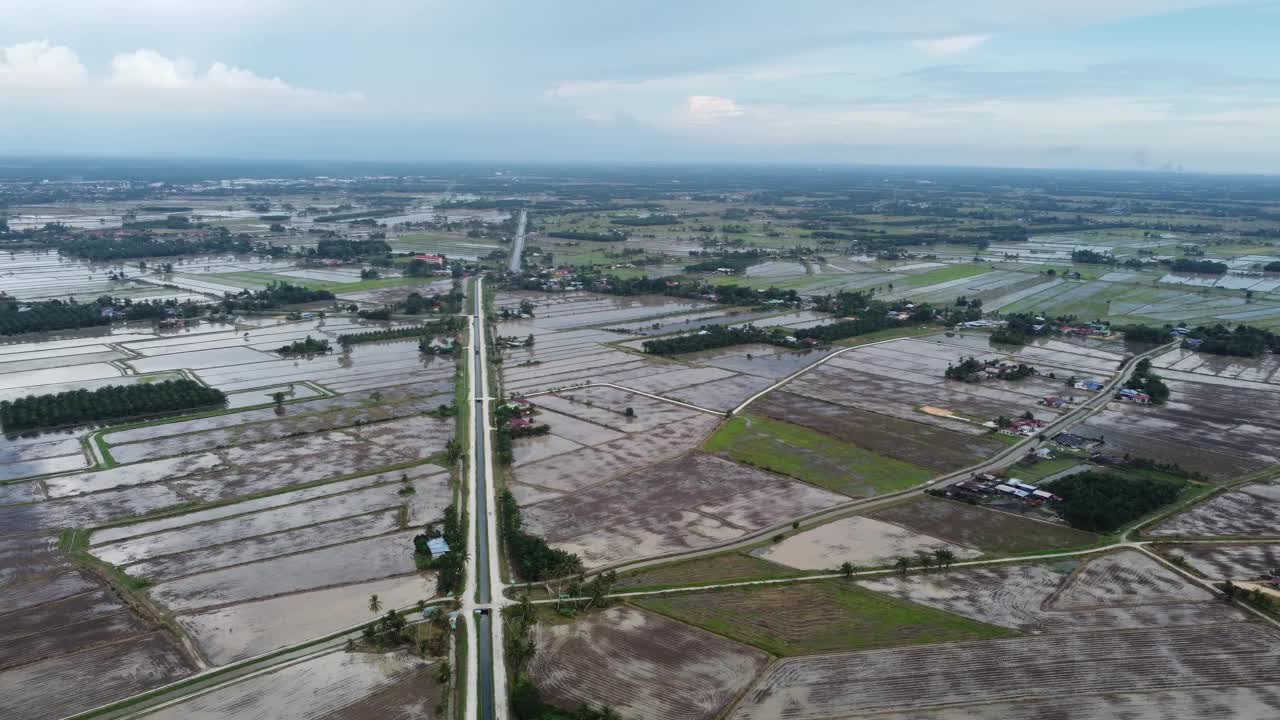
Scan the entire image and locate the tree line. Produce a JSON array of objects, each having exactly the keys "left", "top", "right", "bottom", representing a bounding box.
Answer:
[
  {"left": 337, "top": 318, "right": 463, "bottom": 348},
  {"left": 498, "top": 488, "right": 583, "bottom": 582},
  {"left": 278, "top": 336, "right": 330, "bottom": 355},
  {"left": 215, "top": 282, "right": 334, "bottom": 313},
  {"left": 1185, "top": 323, "right": 1280, "bottom": 357},
  {"left": 0, "top": 379, "right": 226, "bottom": 432}
]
